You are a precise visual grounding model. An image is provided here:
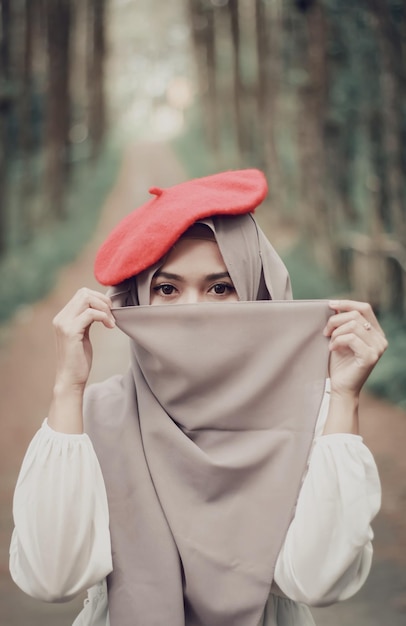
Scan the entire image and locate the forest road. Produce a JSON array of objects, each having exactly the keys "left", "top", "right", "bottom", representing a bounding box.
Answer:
[{"left": 0, "top": 140, "right": 405, "bottom": 626}]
